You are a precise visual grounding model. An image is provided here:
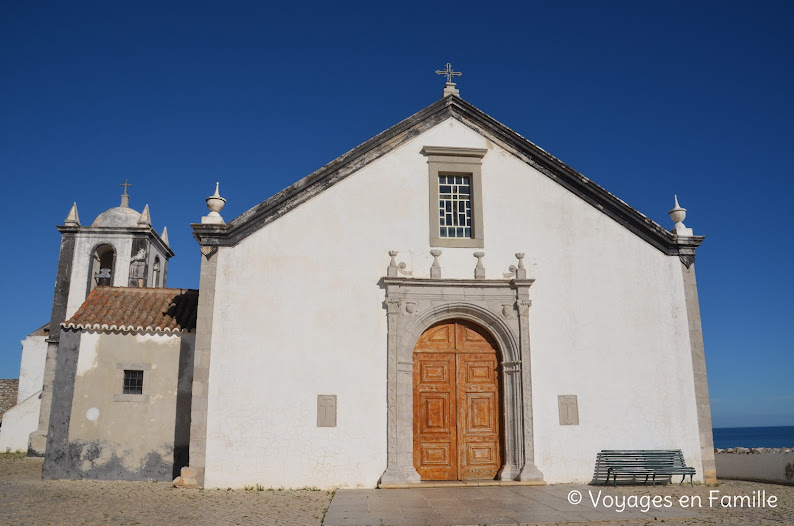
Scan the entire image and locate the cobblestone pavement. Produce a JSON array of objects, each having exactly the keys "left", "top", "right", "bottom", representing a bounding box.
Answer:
[
  {"left": 2, "top": 453, "right": 792, "bottom": 526},
  {"left": 0, "top": 454, "right": 333, "bottom": 525}
]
